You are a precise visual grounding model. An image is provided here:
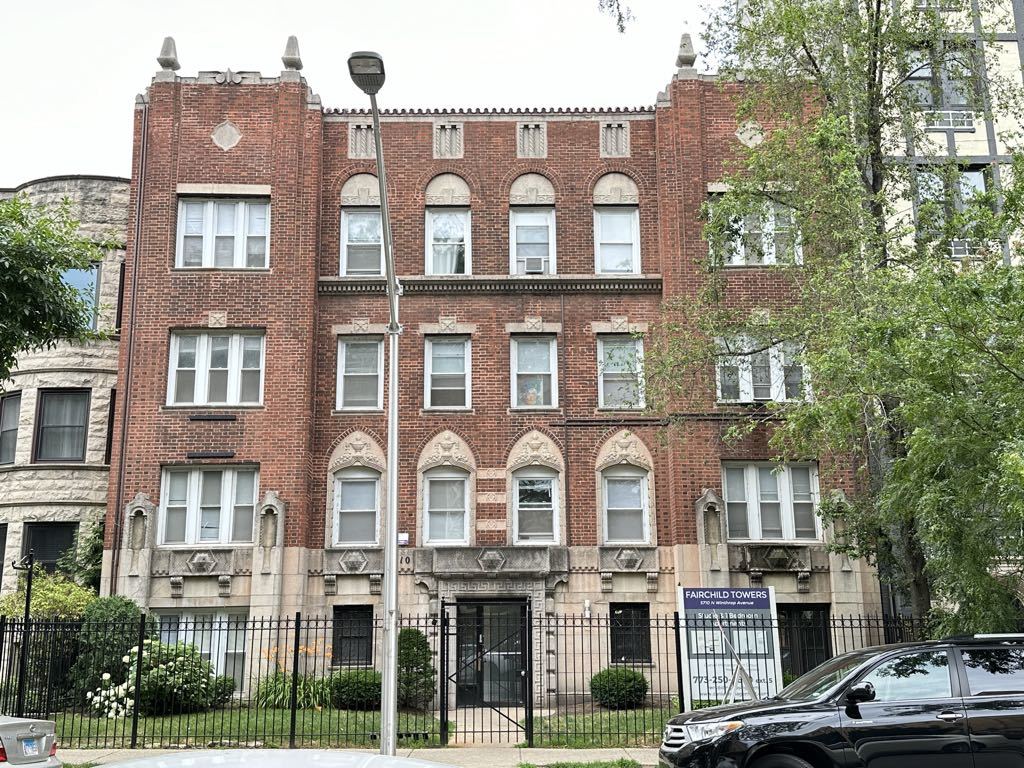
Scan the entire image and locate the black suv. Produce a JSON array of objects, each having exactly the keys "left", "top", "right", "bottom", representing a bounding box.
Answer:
[{"left": 659, "top": 634, "right": 1024, "bottom": 768}]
